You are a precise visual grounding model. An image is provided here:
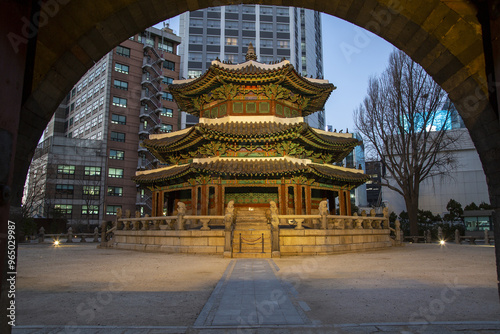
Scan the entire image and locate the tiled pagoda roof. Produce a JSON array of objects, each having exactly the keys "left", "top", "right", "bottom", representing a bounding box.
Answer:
[{"left": 169, "top": 59, "right": 335, "bottom": 116}]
